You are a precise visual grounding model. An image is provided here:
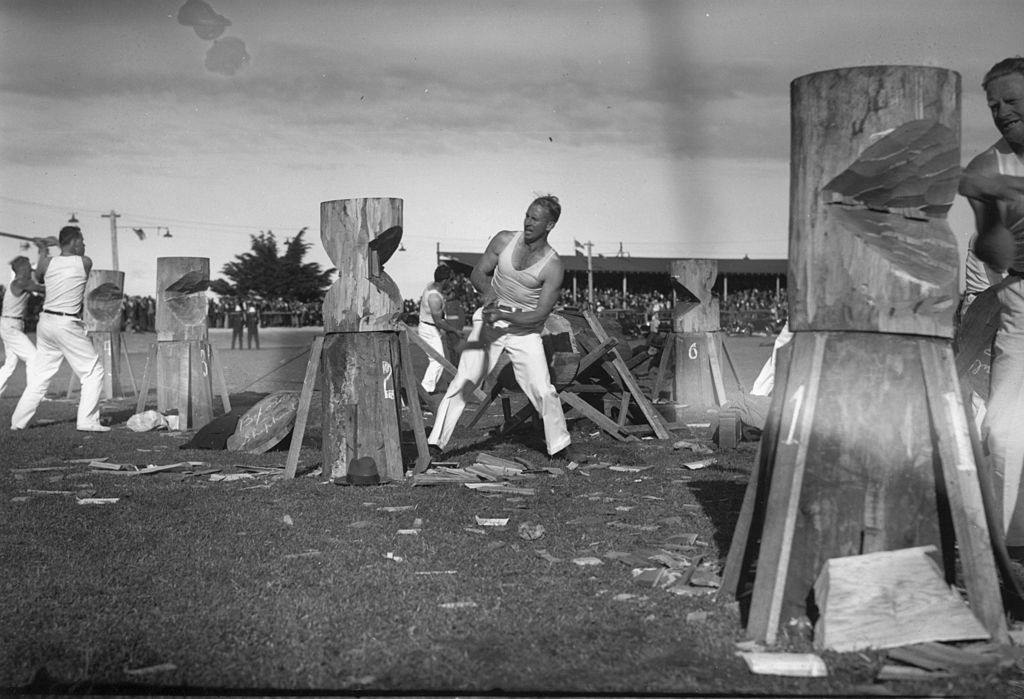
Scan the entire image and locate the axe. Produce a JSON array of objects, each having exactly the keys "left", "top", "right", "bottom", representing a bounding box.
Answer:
[{"left": 0, "top": 231, "right": 59, "bottom": 247}]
